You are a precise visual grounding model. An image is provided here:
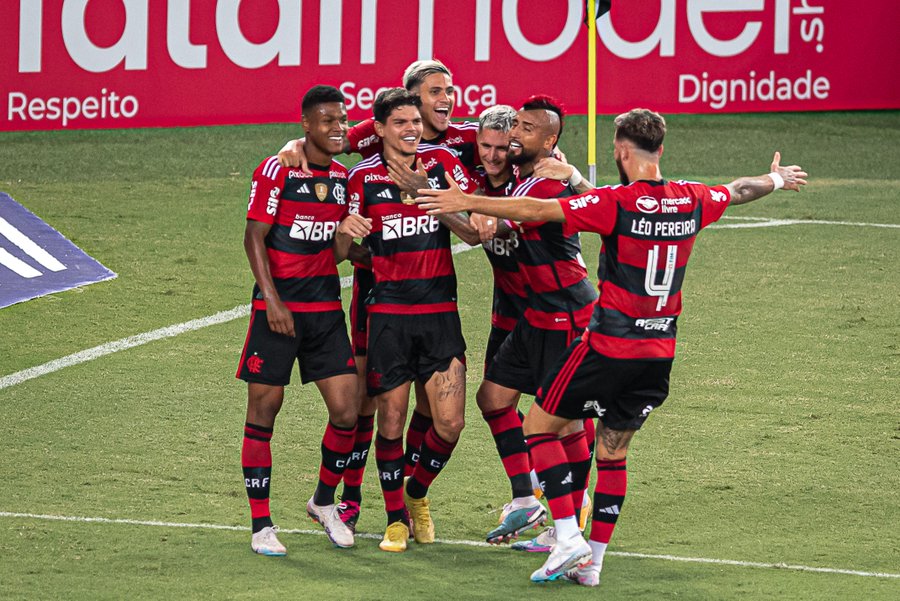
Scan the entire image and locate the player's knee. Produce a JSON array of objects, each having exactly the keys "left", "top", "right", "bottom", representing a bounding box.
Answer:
[{"left": 434, "top": 415, "right": 465, "bottom": 440}]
